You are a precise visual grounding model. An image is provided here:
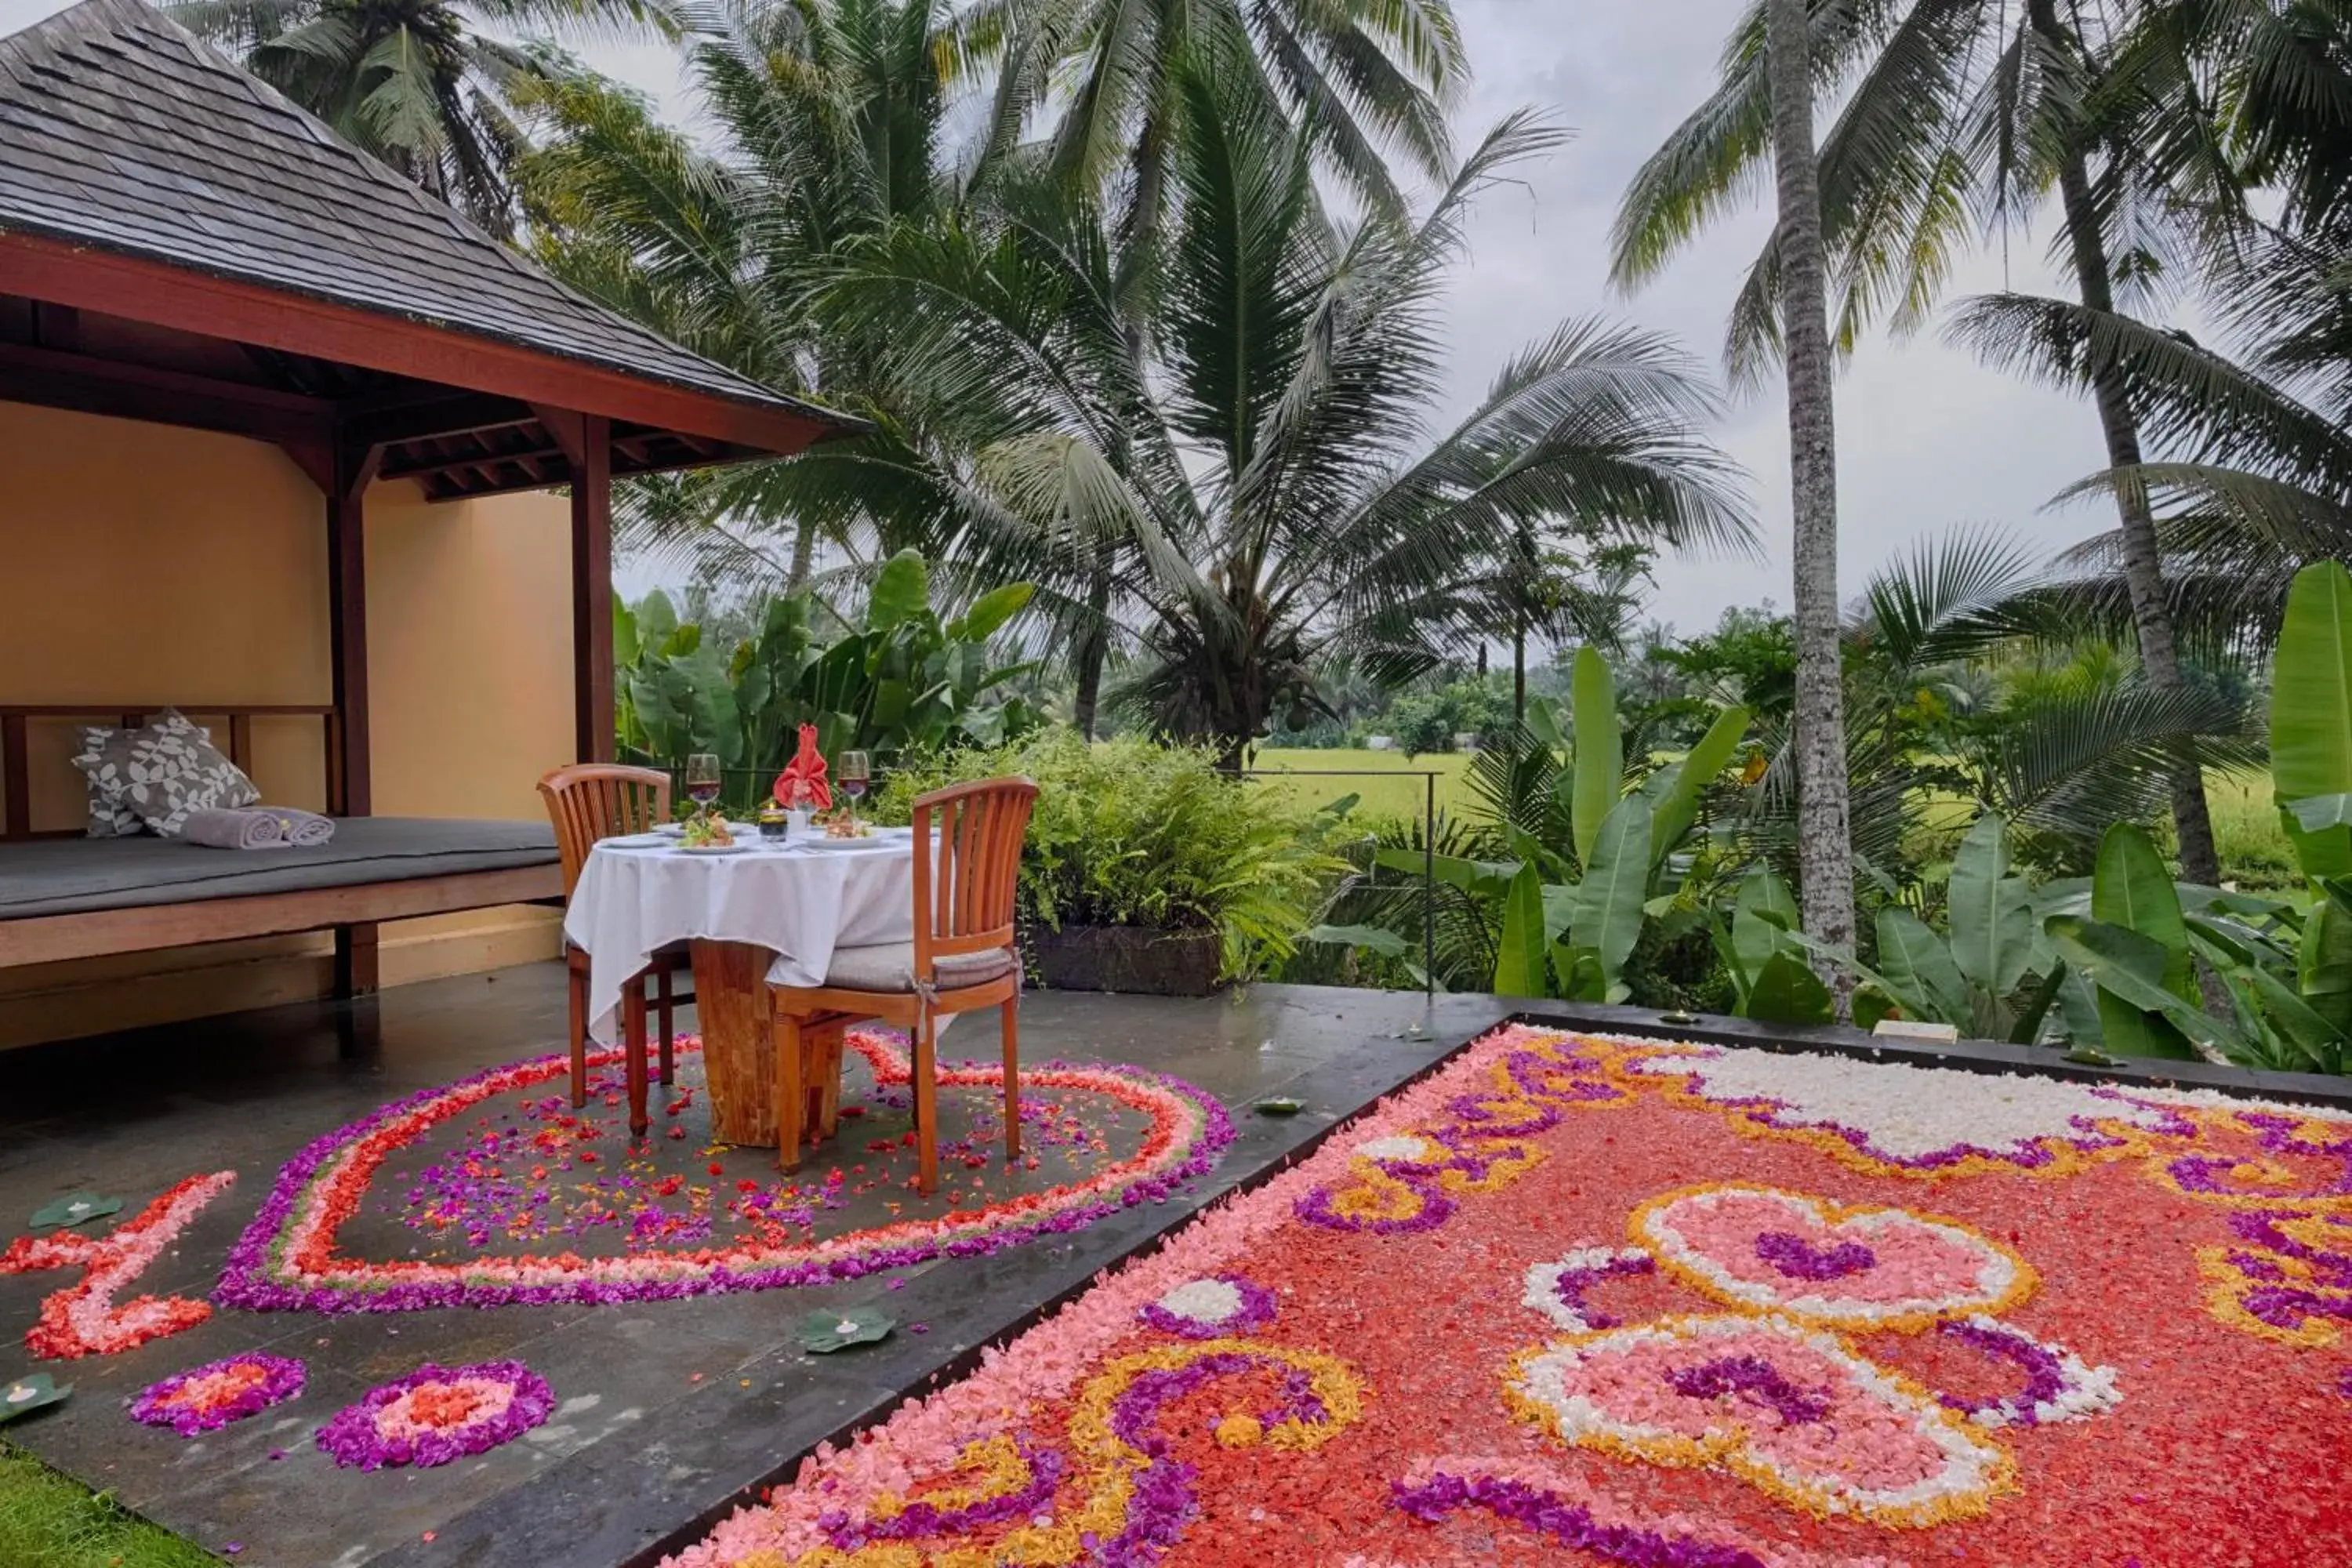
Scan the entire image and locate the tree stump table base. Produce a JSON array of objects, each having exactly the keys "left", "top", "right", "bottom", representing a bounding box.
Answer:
[{"left": 688, "top": 939, "right": 854, "bottom": 1151}]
